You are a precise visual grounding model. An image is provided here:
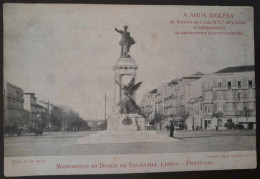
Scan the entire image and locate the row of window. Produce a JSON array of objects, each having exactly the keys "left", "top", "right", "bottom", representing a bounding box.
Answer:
[
  {"left": 204, "top": 79, "right": 254, "bottom": 89},
  {"left": 7, "top": 99, "right": 23, "bottom": 108},
  {"left": 6, "top": 109, "right": 23, "bottom": 117},
  {"left": 204, "top": 102, "right": 255, "bottom": 114},
  {"left": 7, "top": 86, "right": 24, "bottom": 98},
  {"left": 224, "top": 80, "right": 253, "bottom": 89},
  {"left": 188, "top": 105, "right": 202, "bottom": 113},
  {"left": 152, "top": 86, "right": 187, "bottom": 100},
  {"left": 146, "top": 94, "right": 156, "bottom": 99},
  {"left": 204, "top": 90, "right": 255, "bottom": 101},
  {"left": 149, "top": 101, "right": 255, "bottom": 117}
]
